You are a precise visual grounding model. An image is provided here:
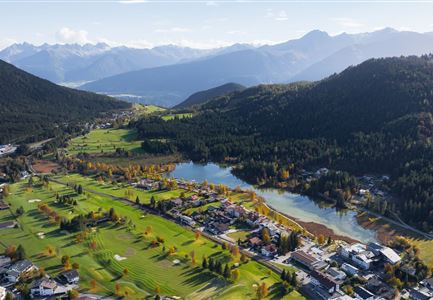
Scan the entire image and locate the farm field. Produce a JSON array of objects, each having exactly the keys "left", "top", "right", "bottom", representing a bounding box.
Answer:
[
  {"left": 66, "top": 129, "right": 143, "bottom": 155},
  {"left": 0, "top": 177, "right": 303, "bottom": 299}
]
